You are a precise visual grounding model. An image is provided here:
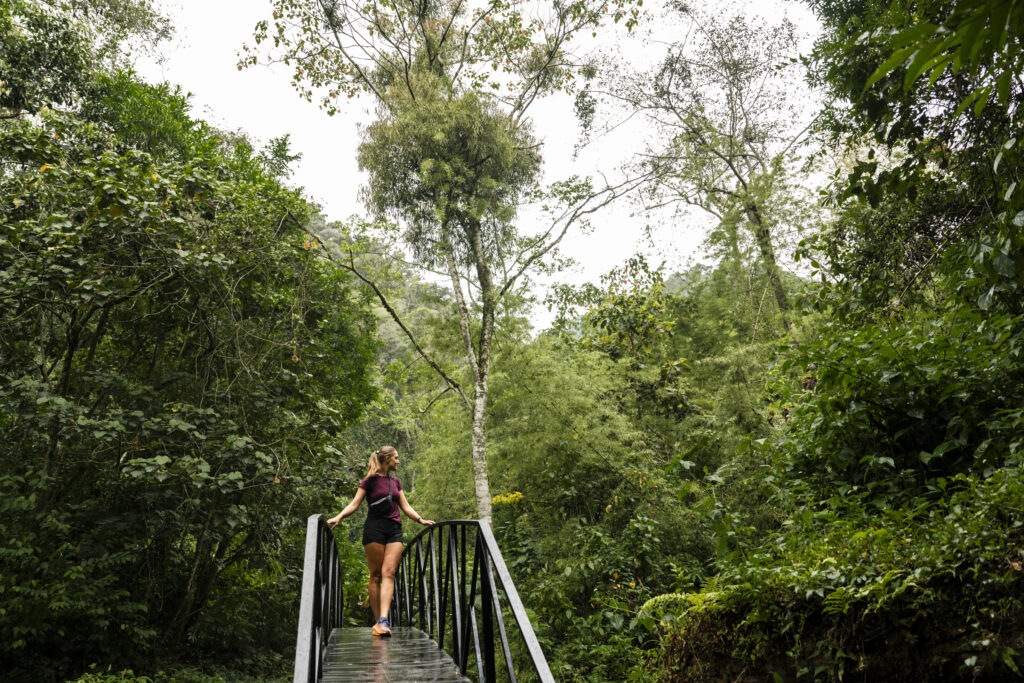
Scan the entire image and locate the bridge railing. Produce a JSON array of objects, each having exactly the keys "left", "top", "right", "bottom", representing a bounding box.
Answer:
[
  {"left": 392, "top": 520, "right": 555, "bottom": 683},
  {"left": 293, "top": 514, "right": 344, "bottom": 683}
]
